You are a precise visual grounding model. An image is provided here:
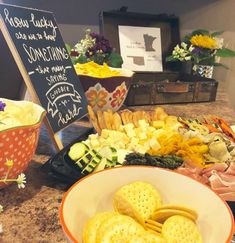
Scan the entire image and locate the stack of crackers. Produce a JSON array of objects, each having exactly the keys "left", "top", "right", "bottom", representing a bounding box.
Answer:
[
  {"left": 83, "top": 181, "right": 202, "bottom": 243},
  {"left": 87, "top": 105, "right": 168, "bottom": 134}
]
